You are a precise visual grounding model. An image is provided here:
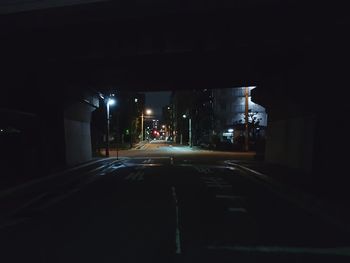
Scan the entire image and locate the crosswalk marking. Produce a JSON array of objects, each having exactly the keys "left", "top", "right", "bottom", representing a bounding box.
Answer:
[
  {"left": 193, "top": 166, "right": 213, "bottom": 174},
  {"left": 125, "top": 170, "right": 144, "bottom": 181}
]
